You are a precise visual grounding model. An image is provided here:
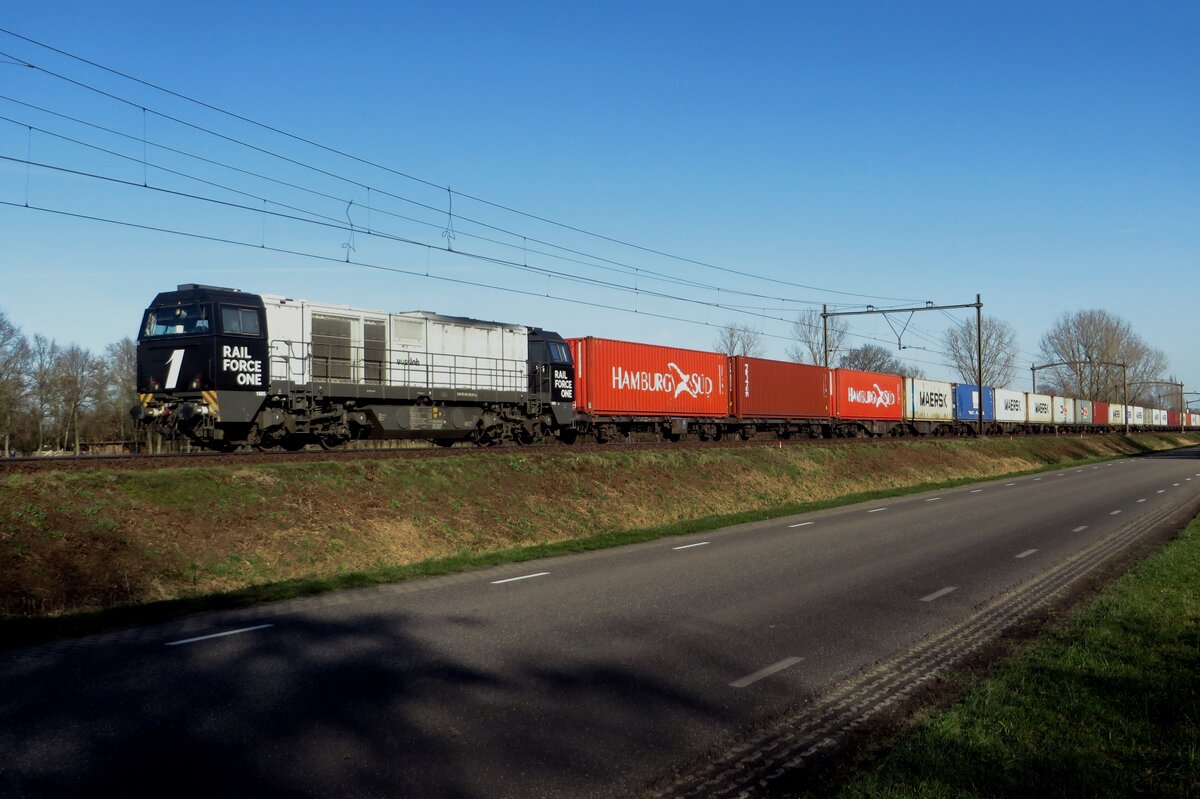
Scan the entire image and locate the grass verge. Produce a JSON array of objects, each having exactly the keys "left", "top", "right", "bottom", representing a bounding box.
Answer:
[{"left": 832, "top": 514, "right": 1200, "bottom": 798}]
